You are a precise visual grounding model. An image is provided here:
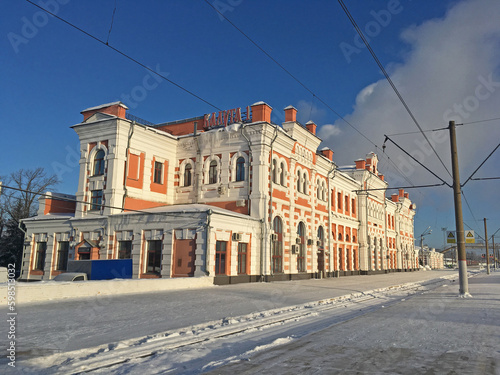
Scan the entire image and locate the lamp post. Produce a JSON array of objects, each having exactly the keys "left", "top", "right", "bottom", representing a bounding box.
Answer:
[{"left": 419, "top": 226, "right": 432, "bottom": 267}]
